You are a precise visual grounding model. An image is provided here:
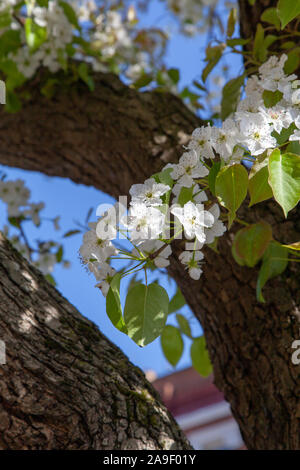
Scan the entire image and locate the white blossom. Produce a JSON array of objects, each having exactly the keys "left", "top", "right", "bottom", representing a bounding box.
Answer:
[
  {"left": 129, "top": 178, "right": 170, "bottom": 206},
  {"left": 179, "top": 250, "right": 204, "bottom": 280},
  {"left": 188, "top": 125, "right": 215, "bottom": 160},
  {"left": 171, "top": 201, "right": 214, "bottom": 243},
  {"left": 124, "top": 203, "right": 166, "bottom": 240},
  {"left": 171, "top": 150, "right": 209, "bottom": 187},
  {"left": 132, "top": 240, "right": 172, "bottom": 268}
]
